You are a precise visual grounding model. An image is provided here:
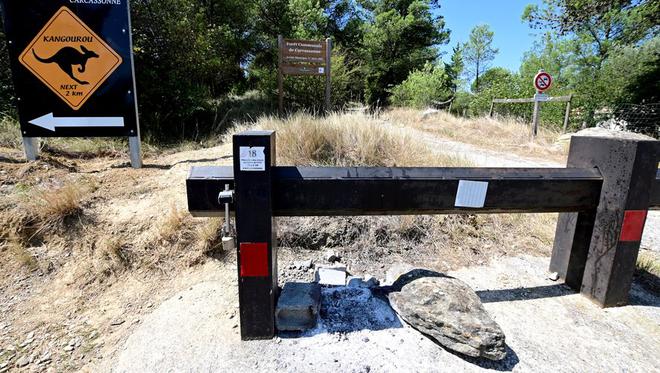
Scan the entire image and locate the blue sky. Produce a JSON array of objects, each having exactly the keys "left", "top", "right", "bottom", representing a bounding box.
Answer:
[{"left": 435, "top": 0, "right": 544, "bottom": 72}]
